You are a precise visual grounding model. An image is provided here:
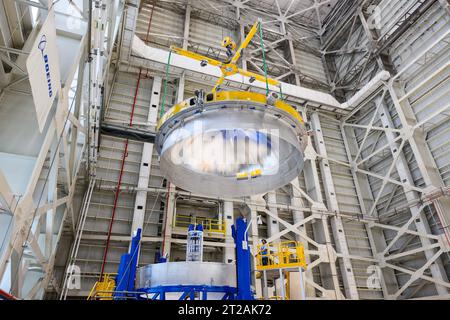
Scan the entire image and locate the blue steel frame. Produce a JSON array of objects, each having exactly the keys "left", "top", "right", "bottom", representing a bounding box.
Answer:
[
  {"left": 232, "top": 217, "right": 254, "bottom": 300},
  {"left": 138, "top": 285, "right": 238, "bottom": 300},
  {"left": 111, "top": 220, "right": 252, "bottom": 301},
  {"left": 114, "top": 228, "right": 141, "bottom": 299}
]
